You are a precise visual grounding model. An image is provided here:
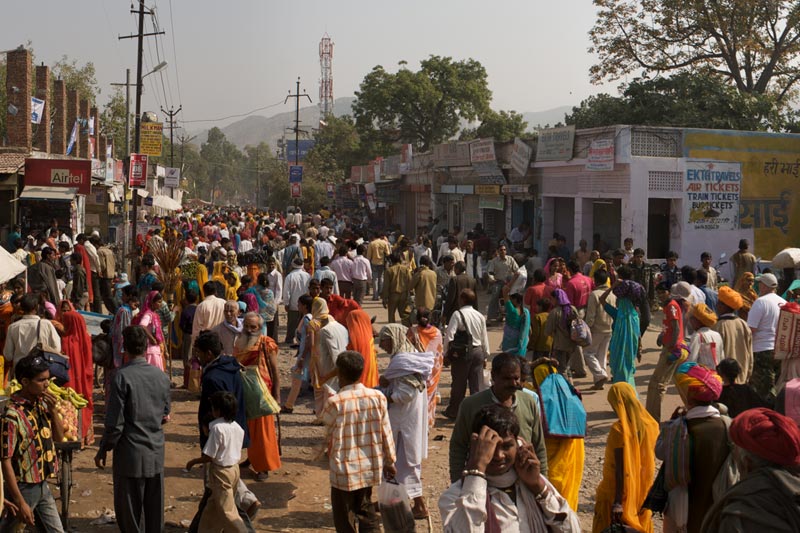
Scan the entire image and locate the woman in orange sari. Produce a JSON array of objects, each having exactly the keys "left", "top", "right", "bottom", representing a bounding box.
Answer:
[
  {"left": 346, "top": 309, "right": 378, "bottom": 388},
  {"left": 234, "top": 312, "right": 281, "bottom": 480},
  {"left": 407, "top": 307, "right": 443, "bottom": 428},
  {"left": 61, "top": 308, "right": 95, "bottom": 445},
  {"left": 735, "top": 271, "right": 758, "bottom": 320}
]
